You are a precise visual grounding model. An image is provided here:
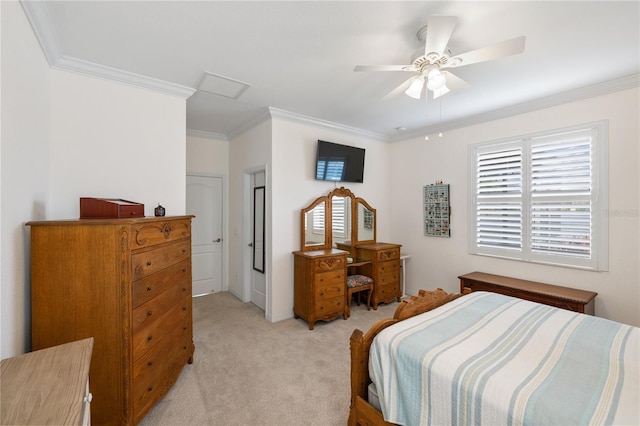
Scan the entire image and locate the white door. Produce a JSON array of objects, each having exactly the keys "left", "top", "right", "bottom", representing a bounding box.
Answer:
[
  {"left": 186, "top": 175, "right": 223, "bottom": 296},
  {"left": 250, "top": 171, "right": 266, "bottom": 310}
]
